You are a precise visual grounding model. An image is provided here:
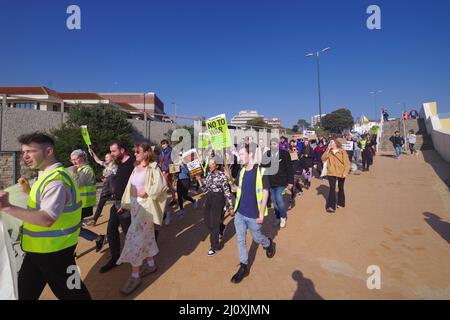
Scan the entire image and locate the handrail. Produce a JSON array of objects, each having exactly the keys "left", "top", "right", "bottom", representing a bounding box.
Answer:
[{"left": 376, "top": 112, "right": 384, "bottom": 153}]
